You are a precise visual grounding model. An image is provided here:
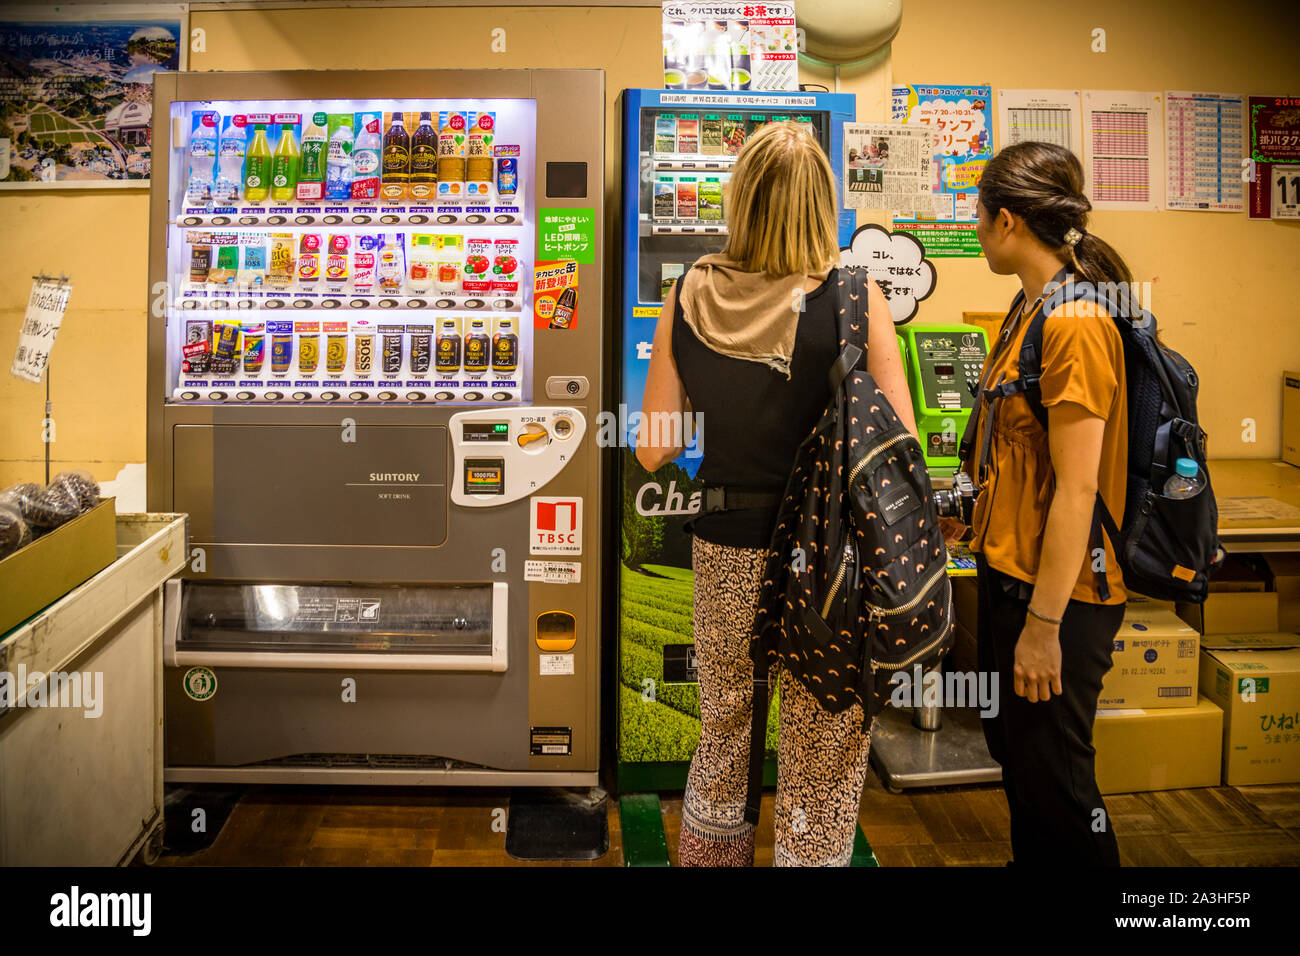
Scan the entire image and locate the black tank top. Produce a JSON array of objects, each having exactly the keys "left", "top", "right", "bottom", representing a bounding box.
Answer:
[{"left": 672, "top": 270, "right": 840, "bottom": 547}]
